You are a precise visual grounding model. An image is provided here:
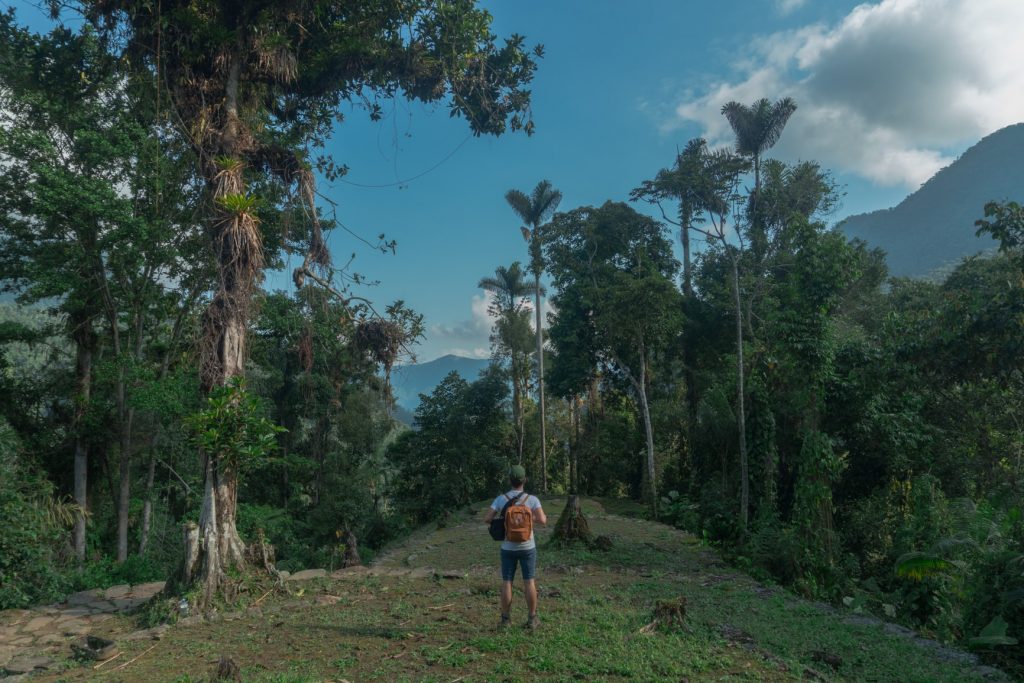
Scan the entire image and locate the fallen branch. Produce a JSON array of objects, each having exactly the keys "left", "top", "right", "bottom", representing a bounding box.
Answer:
[
  {"left": 93, "top": 652, "right": 123, "bottom": 669},
  {"left": 113, "top": 643, "right": 158, "bottom": 671},
  {"left": 252, "top": 588, "right": 274, "bottom": 606}
]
